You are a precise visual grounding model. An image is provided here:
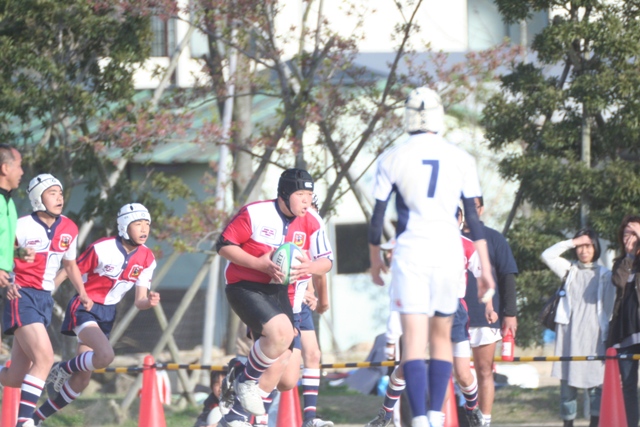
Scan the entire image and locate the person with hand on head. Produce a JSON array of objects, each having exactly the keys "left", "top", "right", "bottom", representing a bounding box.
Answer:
[
  {"left": 0, "top": 174, "right": 88, "bottom": 427},
  {"left": 0, "top": 144, "right": 27, "bottom": 288},
  {"left": 462, "top": 197, "right": 518, "bottom": 427},
  {"left": 215, "top": 168, "right": 333, "bottom": 427},
  {"left": 608, "top": 215, "right": 640, "bottom": 427},
  {"left": 34, "top": 203, "right": 160, "bottom": 426},
  {"left": 368, "top": 87, "right": 495, "bottom": 427},
  {"left": 541, "top": 228, "right": 614, "bottom": 427}
]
